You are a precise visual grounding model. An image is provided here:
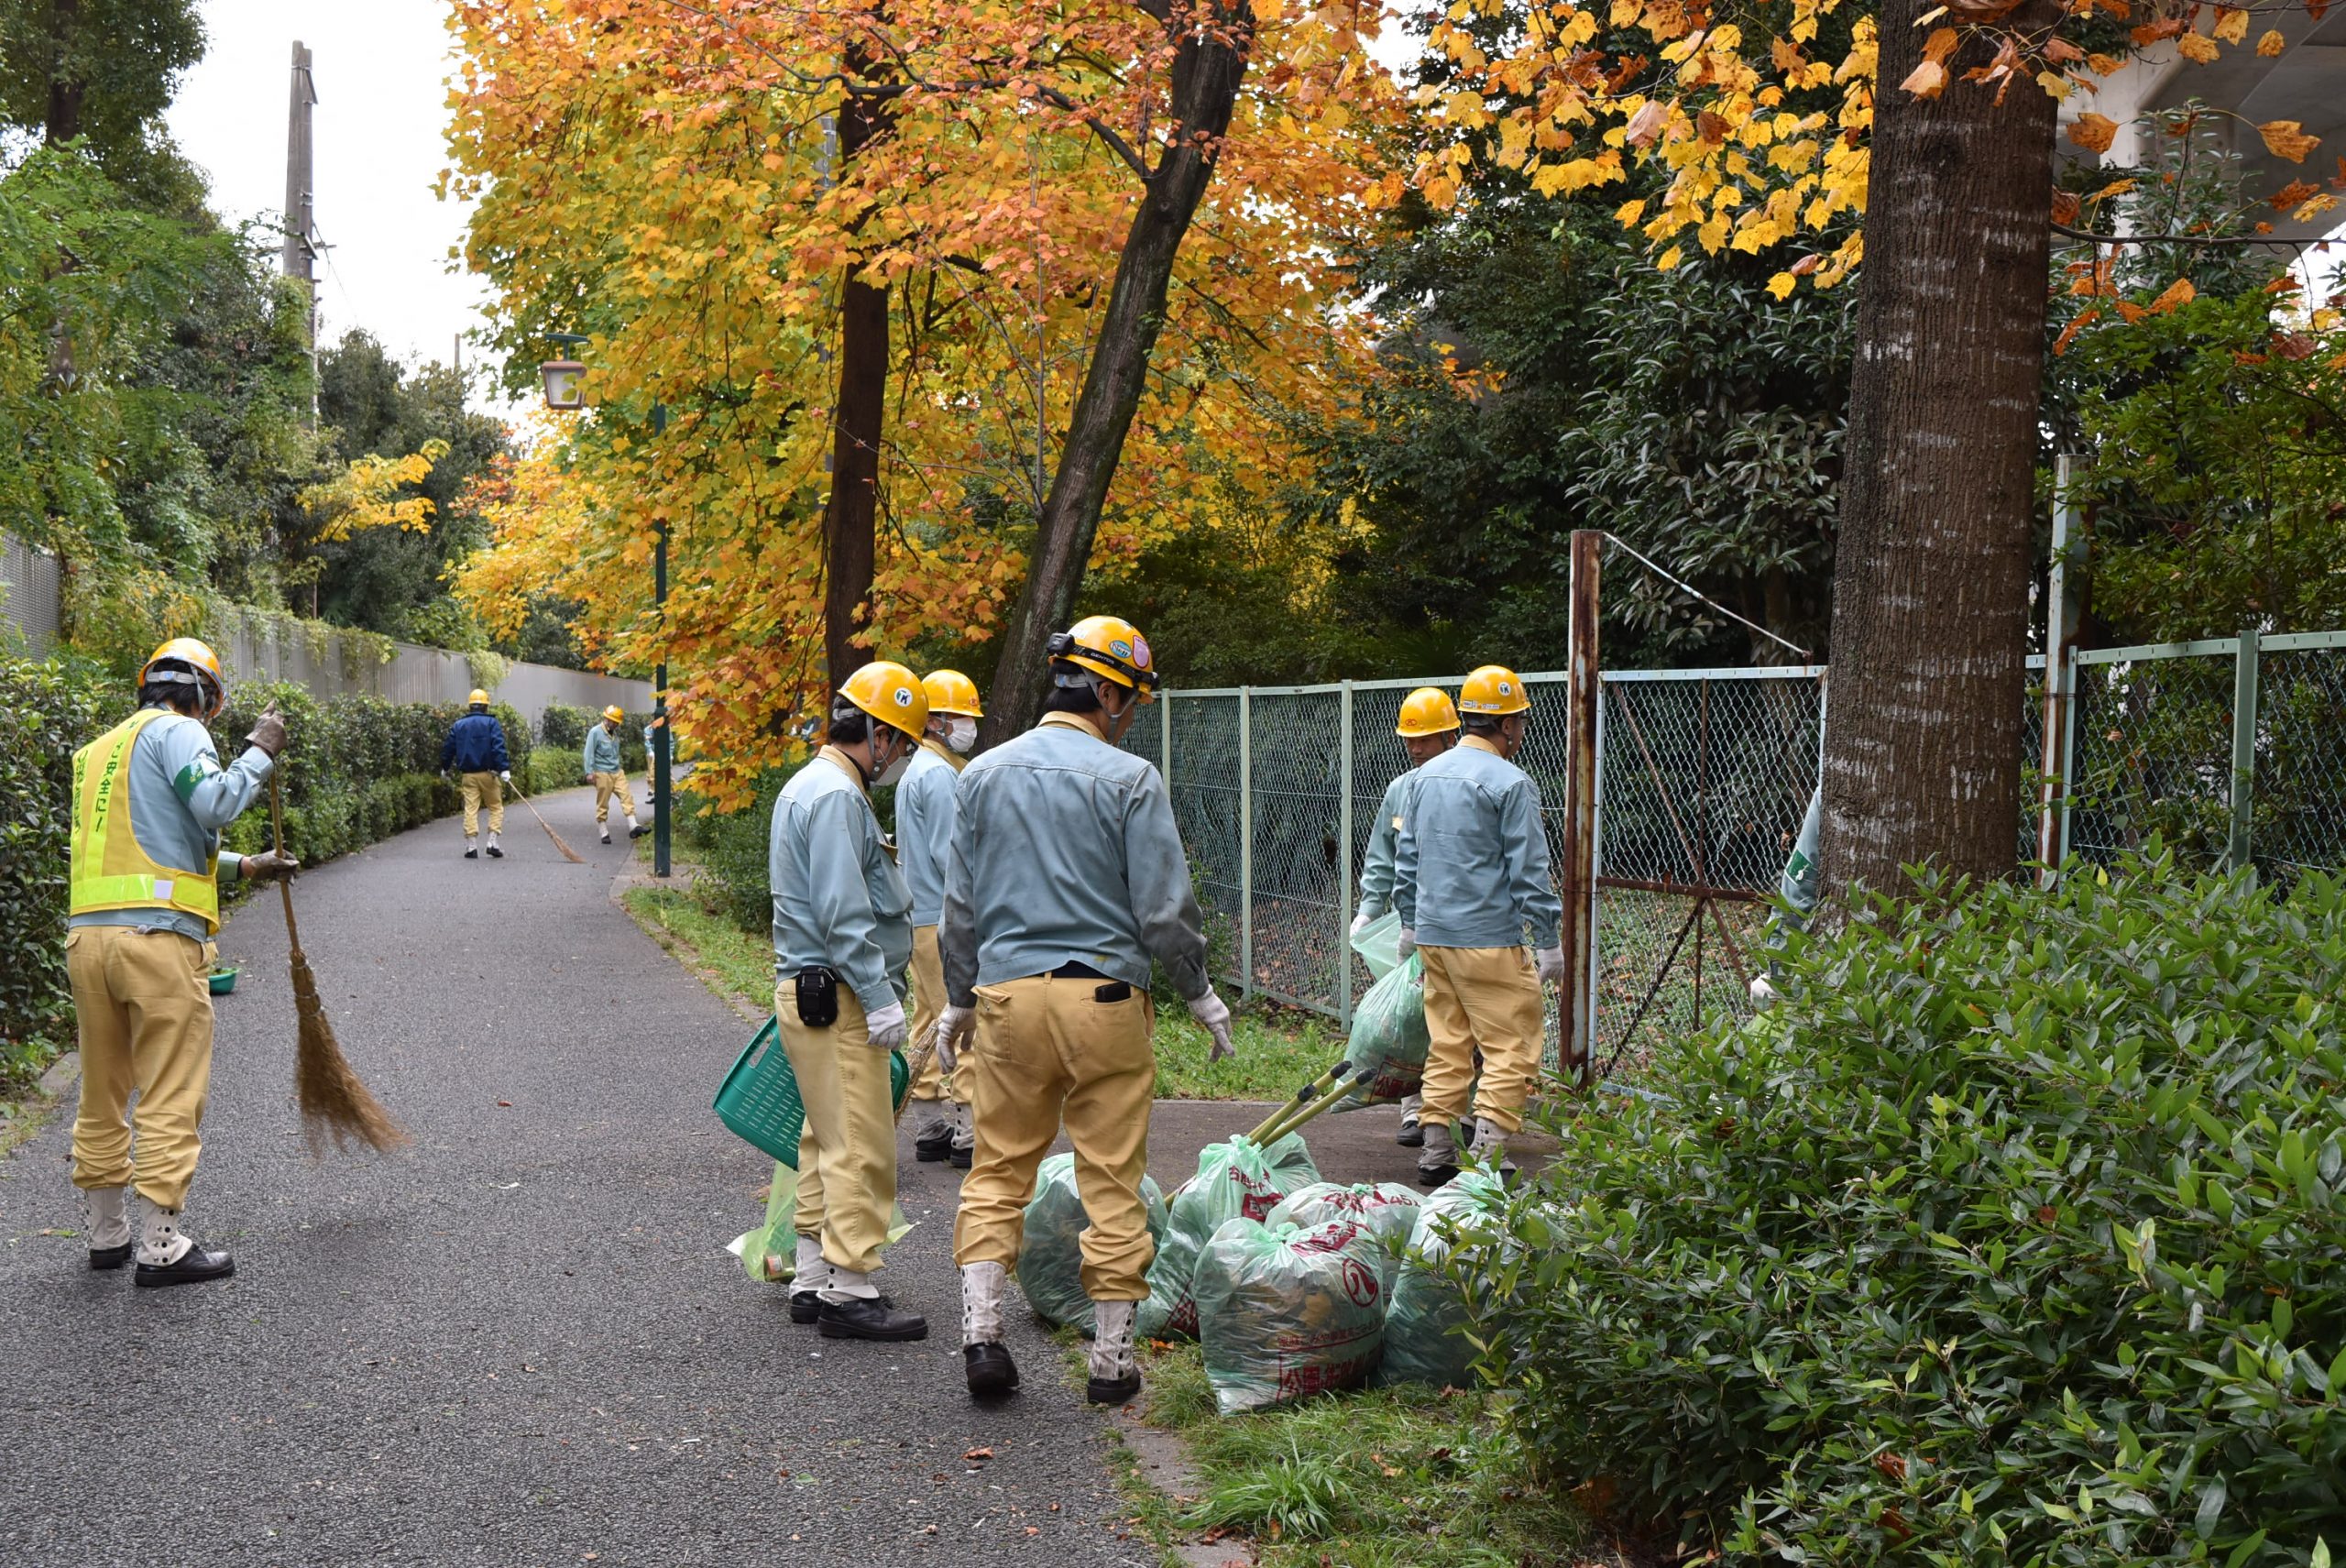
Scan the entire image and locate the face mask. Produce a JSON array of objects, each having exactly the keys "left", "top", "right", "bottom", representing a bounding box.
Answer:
[
  {"left": 873, "top": 737, "right": 912, "bottom": 787},
  {"left": 946, "top": 717, "right": 978, "bottom": 754}
]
